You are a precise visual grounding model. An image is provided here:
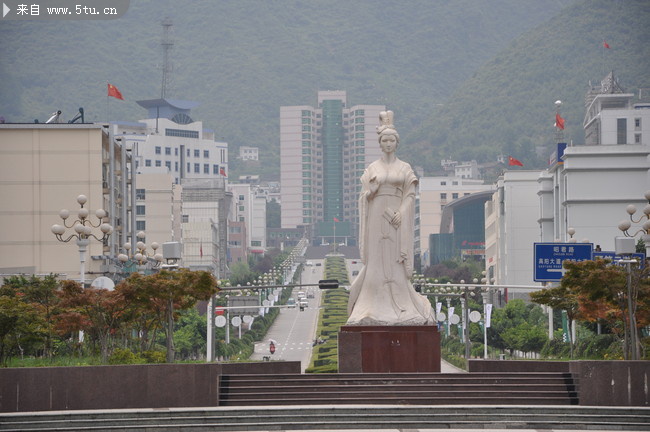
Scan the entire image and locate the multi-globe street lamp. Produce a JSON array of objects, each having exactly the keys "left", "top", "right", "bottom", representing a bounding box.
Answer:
[
  {"left": 117, "top": 230, "right": 163, "bottom": 271},
  {"left": 615, "top": 190, "right": 650, "bottom": 361},
  {"left": 51, "top": 194, "right": 113, "bottom": 286},
  {"left": 618, "top": 190, "right": 650, "bottom": 258}
]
